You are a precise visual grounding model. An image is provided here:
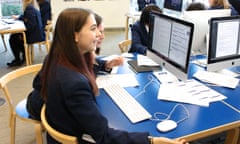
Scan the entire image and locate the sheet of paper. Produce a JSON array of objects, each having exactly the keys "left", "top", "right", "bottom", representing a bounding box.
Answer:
[
  {"left": 137, "top": 55, "right": 159, "bottom": 66},
  {"left": 157, "top": 79, "right": 227, "bottom": 107},
  {"left": 96, "top": 74, "right": 139, "bottom": 88}
]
